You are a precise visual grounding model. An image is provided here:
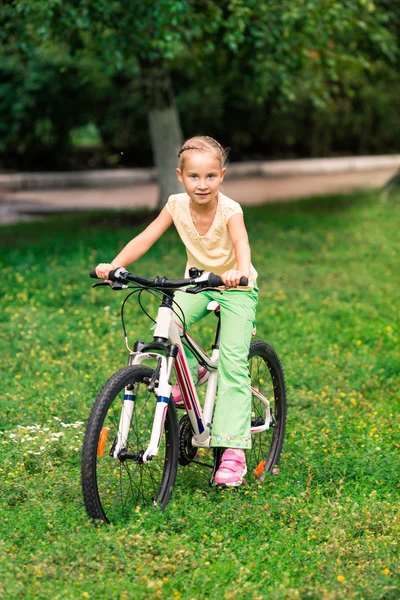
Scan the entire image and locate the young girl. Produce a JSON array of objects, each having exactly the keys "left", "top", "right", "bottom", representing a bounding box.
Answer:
[{"left": 95, "top": 135, "right": 258, "bottom": 487}]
